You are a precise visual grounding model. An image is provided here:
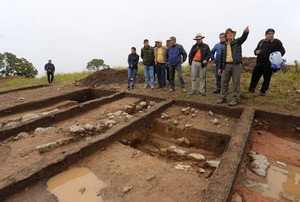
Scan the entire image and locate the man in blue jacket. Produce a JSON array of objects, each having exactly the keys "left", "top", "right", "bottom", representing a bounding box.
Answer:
[
  {"left": 166, "top": 36, "right": 187, "bottom": 92},
  {"left": 211, "top": 33, "right": 225, "bottom": 94},
  {"left": 44, "top": 59, "right": 55, "bottom": 84}
]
